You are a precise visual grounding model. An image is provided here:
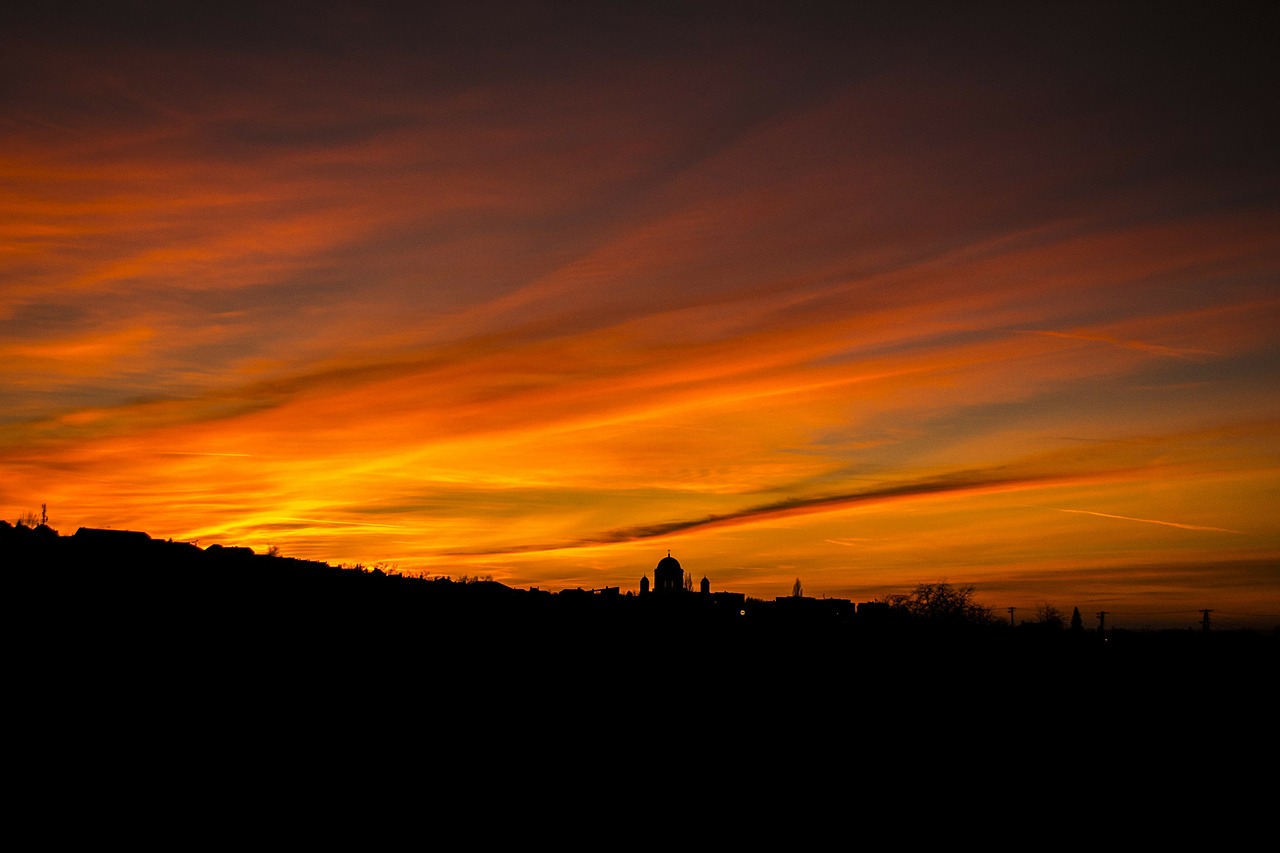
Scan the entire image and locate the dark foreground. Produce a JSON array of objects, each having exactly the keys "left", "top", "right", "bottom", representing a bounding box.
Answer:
[{"left": 7, "top": 522, "right": 1276, "bottom": 799}]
